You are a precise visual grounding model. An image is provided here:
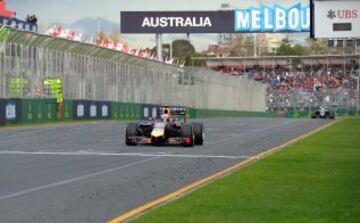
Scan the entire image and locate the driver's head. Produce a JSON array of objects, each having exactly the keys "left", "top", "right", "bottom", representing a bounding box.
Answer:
[{"left": 164, "top": 109, "right": 168, "bottom": 115}]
